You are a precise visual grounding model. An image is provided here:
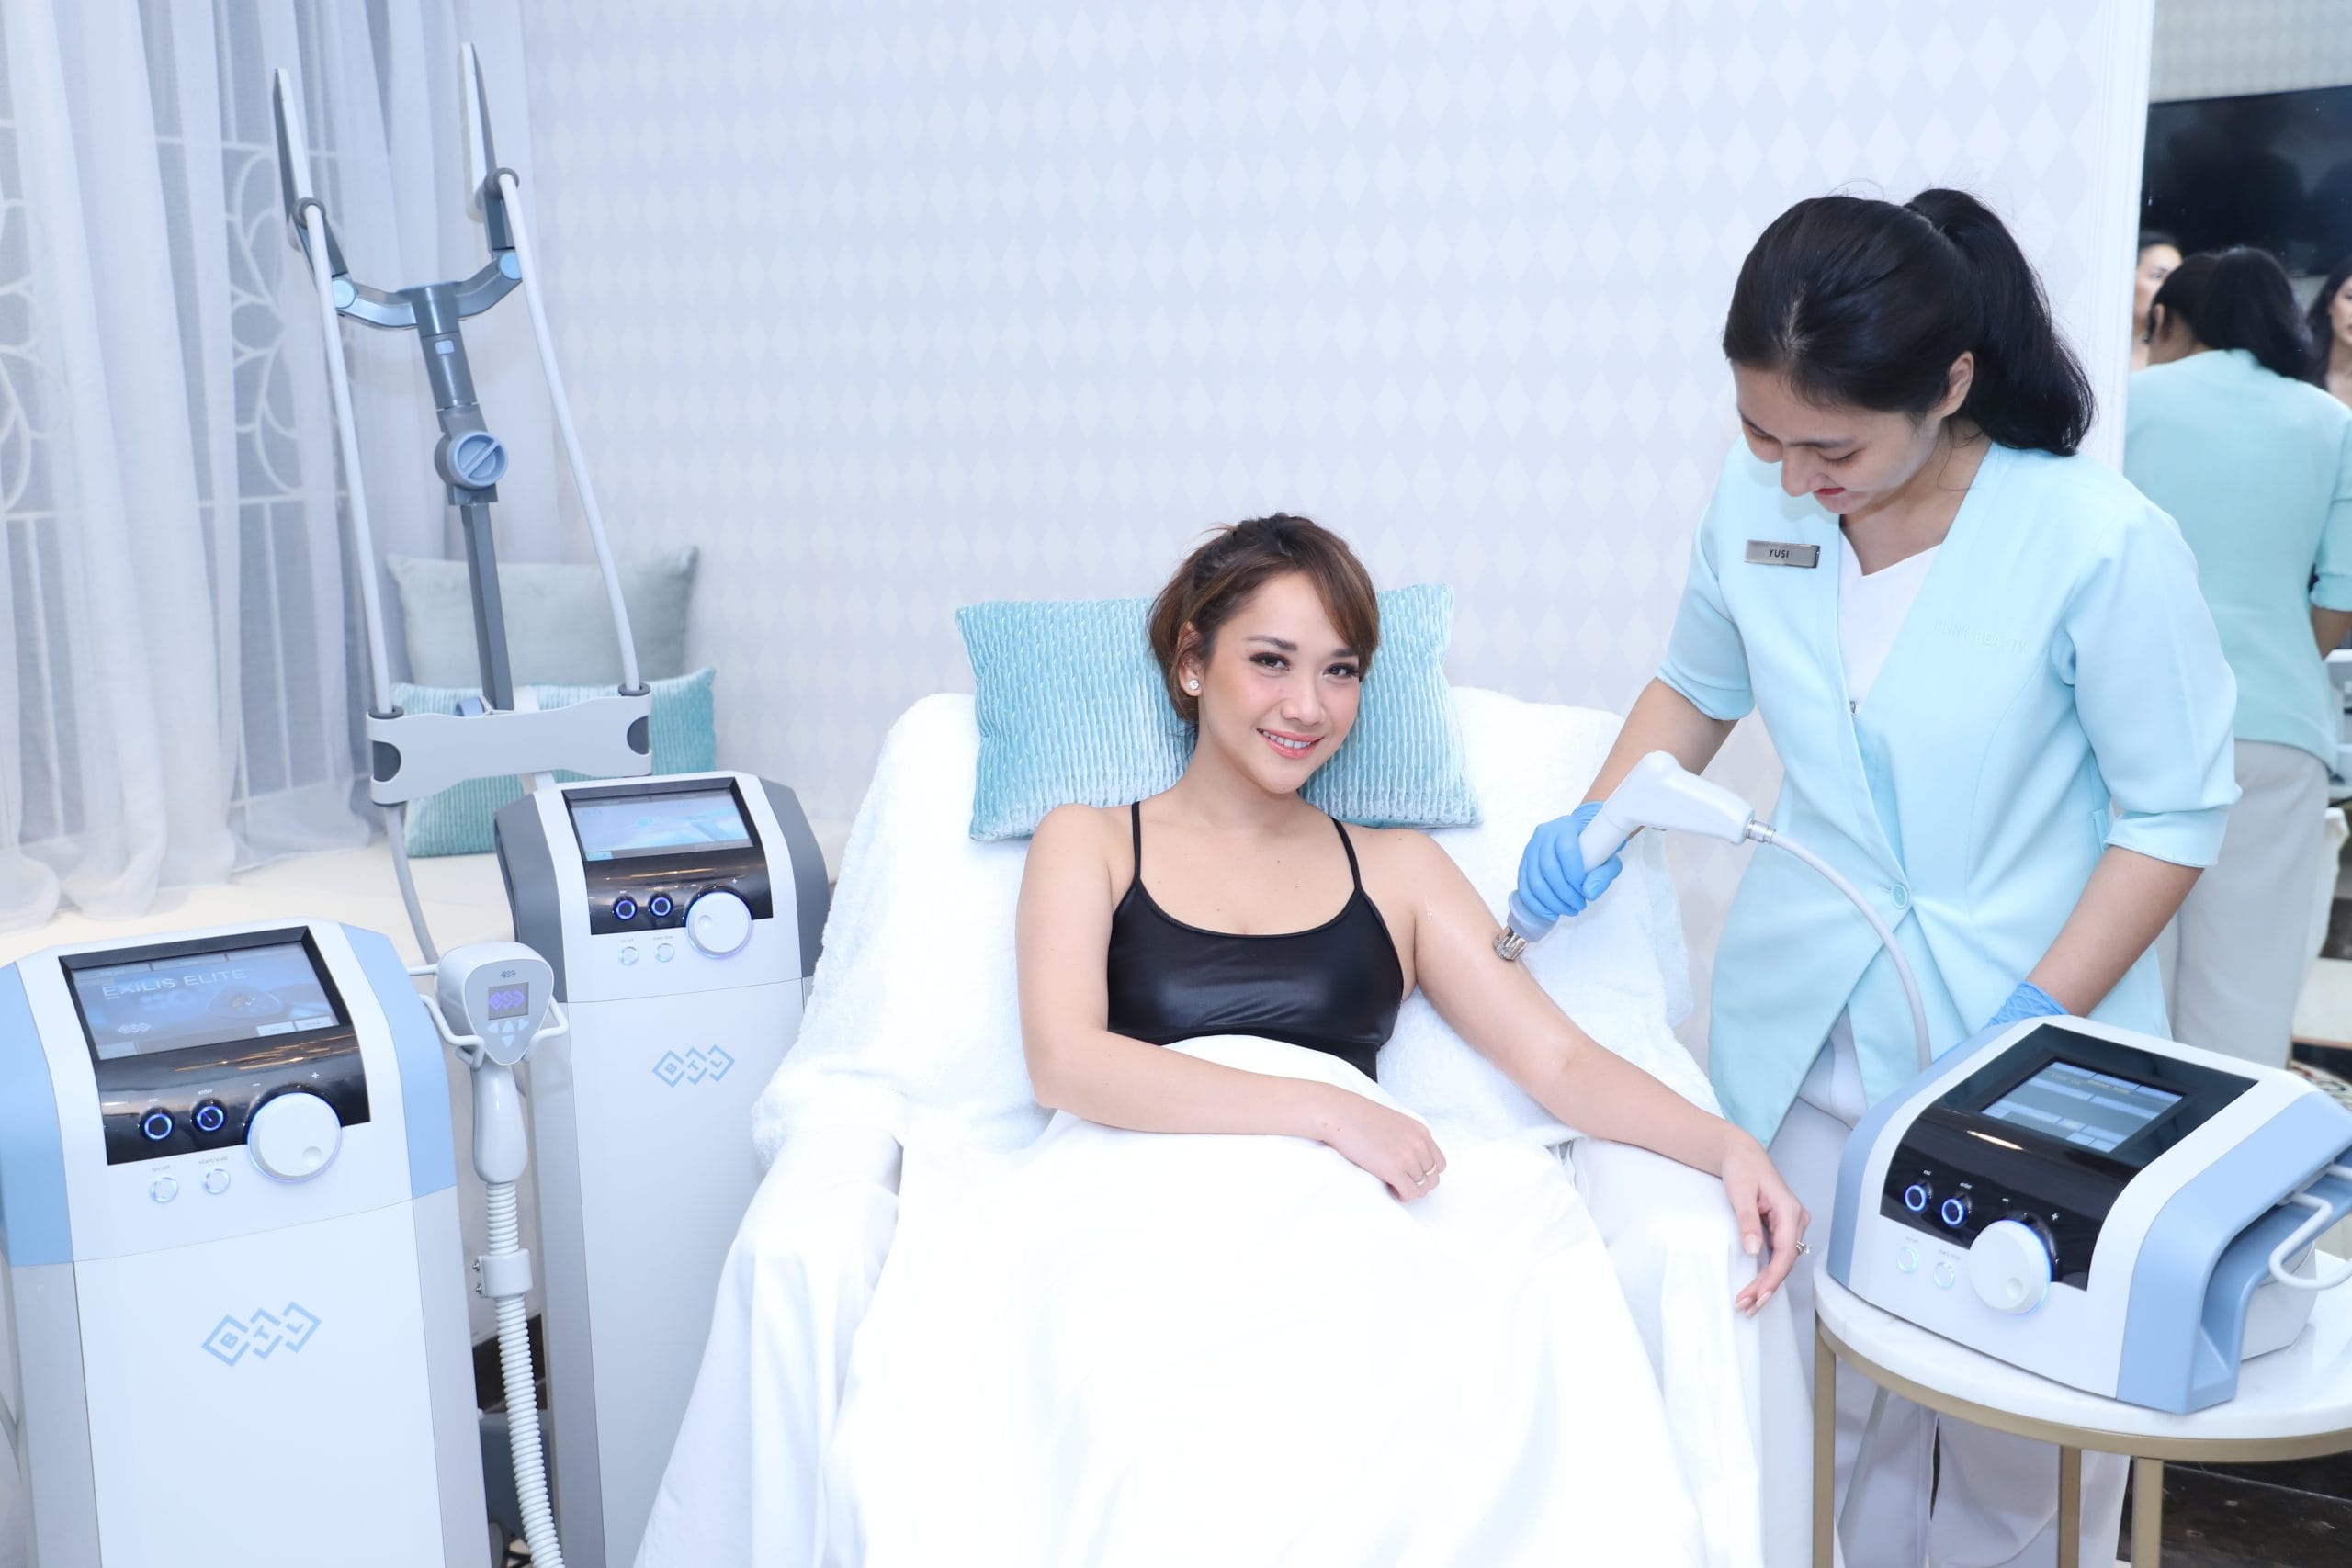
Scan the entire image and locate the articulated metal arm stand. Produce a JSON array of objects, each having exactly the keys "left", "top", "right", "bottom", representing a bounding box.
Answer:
[{"left": 272, "top": 47, "right": 652, "bottom": 964}]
